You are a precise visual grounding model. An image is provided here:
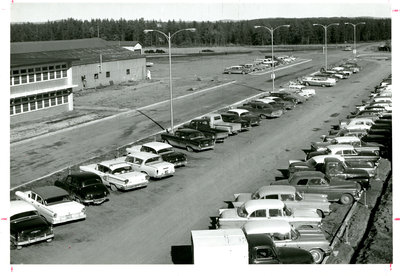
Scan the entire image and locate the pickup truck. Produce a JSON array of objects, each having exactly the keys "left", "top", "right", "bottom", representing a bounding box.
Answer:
[
  {"left": 202, "top": 113, "right": 241, "bottom": 135},
  {"left": 220, "top": 113, "right": 251, "bottom": 131},
  {"left": 271, "top": 171, "right": 362, "bottom": 205},
  {"left": 191, "top": 228, "right": 314, "bottom": 265},
  {"left": 289, "top": 155, "right": 375, "bottom": 181},
  {"left": 183, "top": 118, "right": 229, "bottom": 143}
]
